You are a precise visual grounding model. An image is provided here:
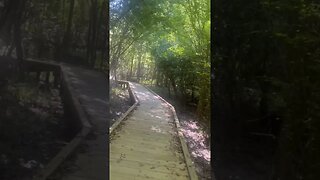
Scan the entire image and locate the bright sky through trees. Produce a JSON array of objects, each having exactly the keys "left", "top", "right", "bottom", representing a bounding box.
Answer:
[{"left": 110, "top": 0, "right": 210, "bottom": 122}]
